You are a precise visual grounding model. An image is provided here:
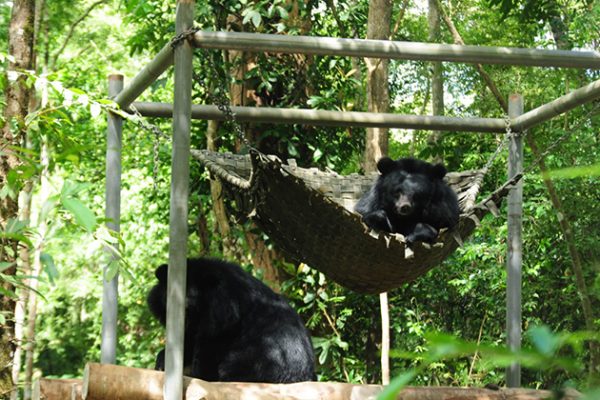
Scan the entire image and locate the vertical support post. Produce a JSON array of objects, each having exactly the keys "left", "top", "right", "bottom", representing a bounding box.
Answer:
[
  {"left": 165, "top": 1, "right": 194, "bottom": 400},
  {"left": 506, "top": 93, "right": 523, "bottom": 387},
  {"left": 101, "top": 74, "right": 124, "bottom": 364}
]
